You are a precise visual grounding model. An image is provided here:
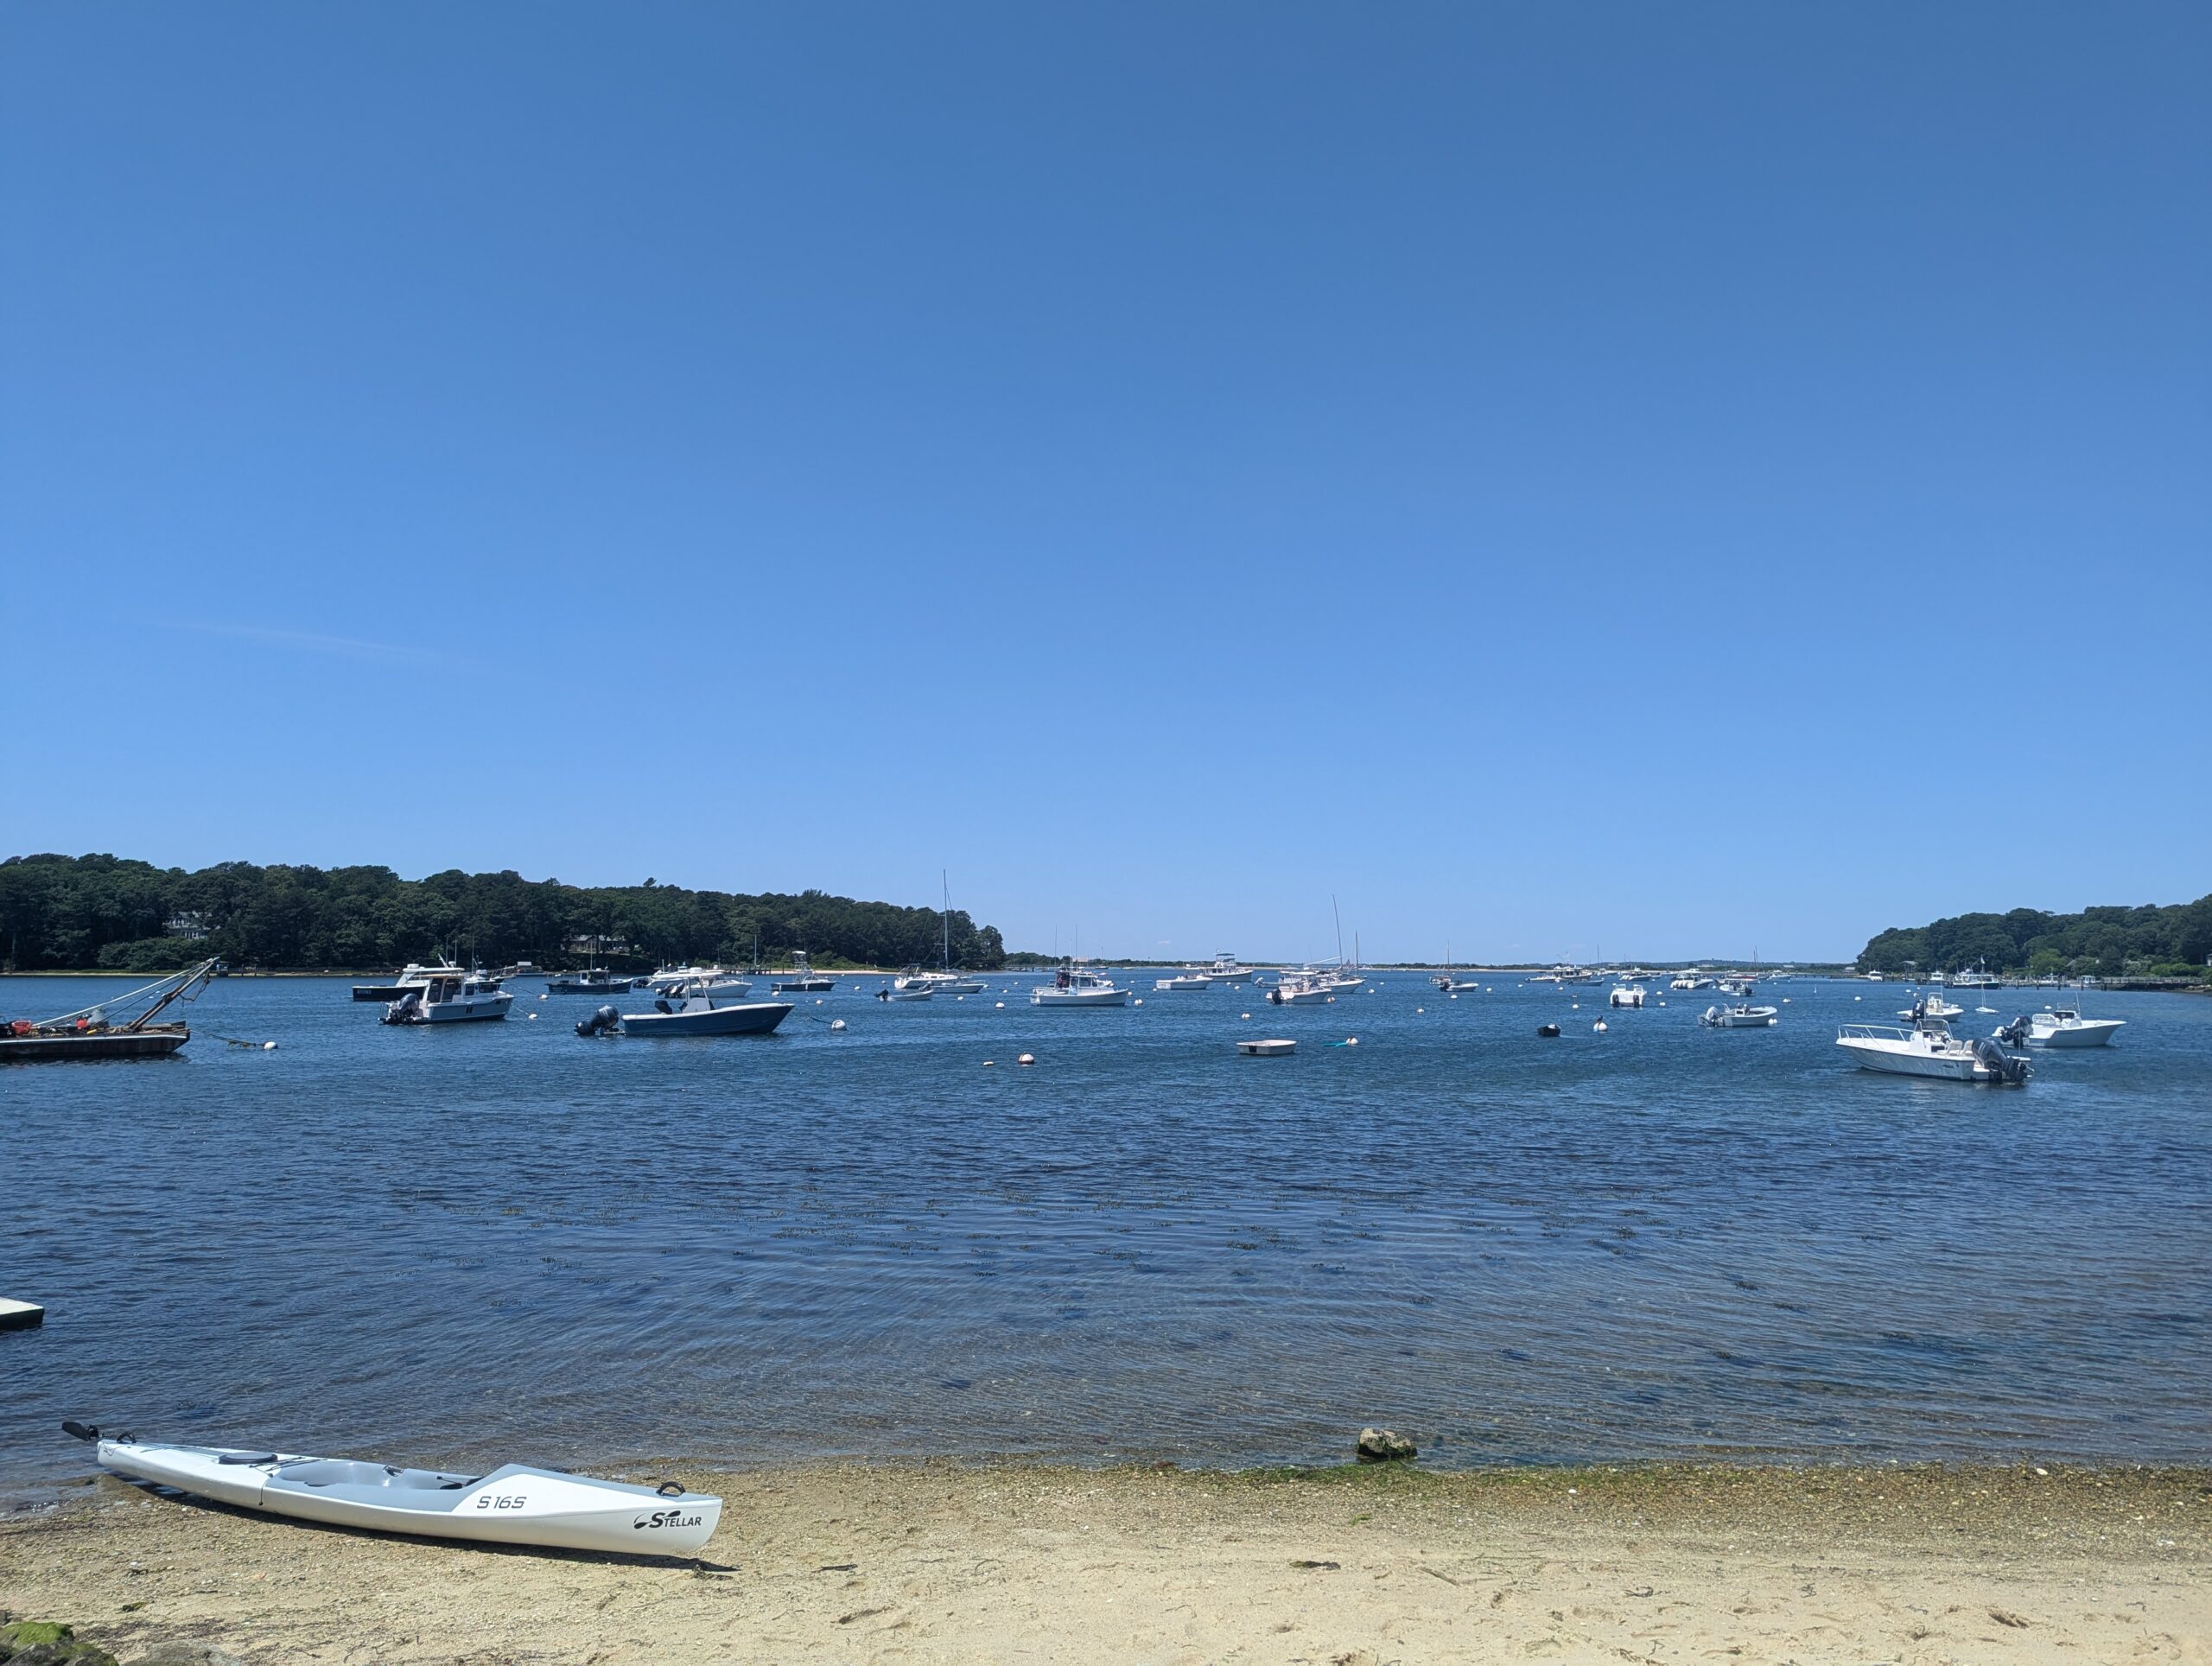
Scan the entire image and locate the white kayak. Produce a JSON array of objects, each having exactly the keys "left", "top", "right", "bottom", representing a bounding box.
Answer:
[{"left": 67, "top": 1423, "right": 721, "bottom": 1557}]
